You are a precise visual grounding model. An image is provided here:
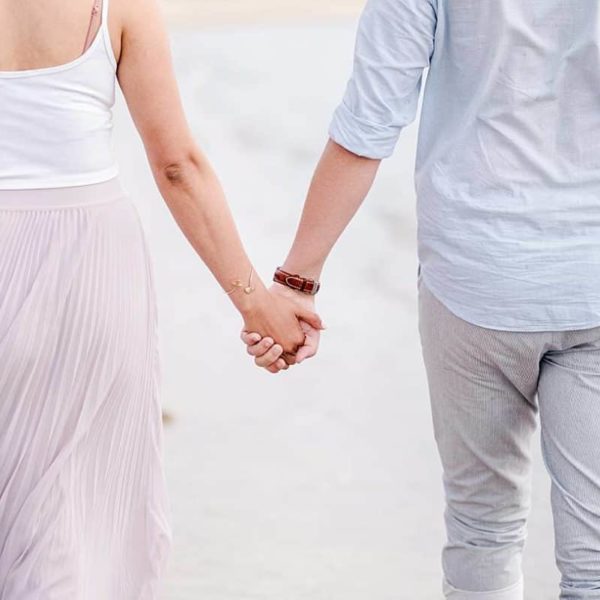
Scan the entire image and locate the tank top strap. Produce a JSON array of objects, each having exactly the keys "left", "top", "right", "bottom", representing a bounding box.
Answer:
[
  {"left": 100, "top": 0, "right": 117, "bottom": 71},
  {"left": 80, "top": 0, "right": 116, "bottom": 69},
  {"left": 82, "top": 0, "right": 103, "bottom": 54},
  {"left": 101, "top": 0, "right": 110, "bottom": 27}
]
